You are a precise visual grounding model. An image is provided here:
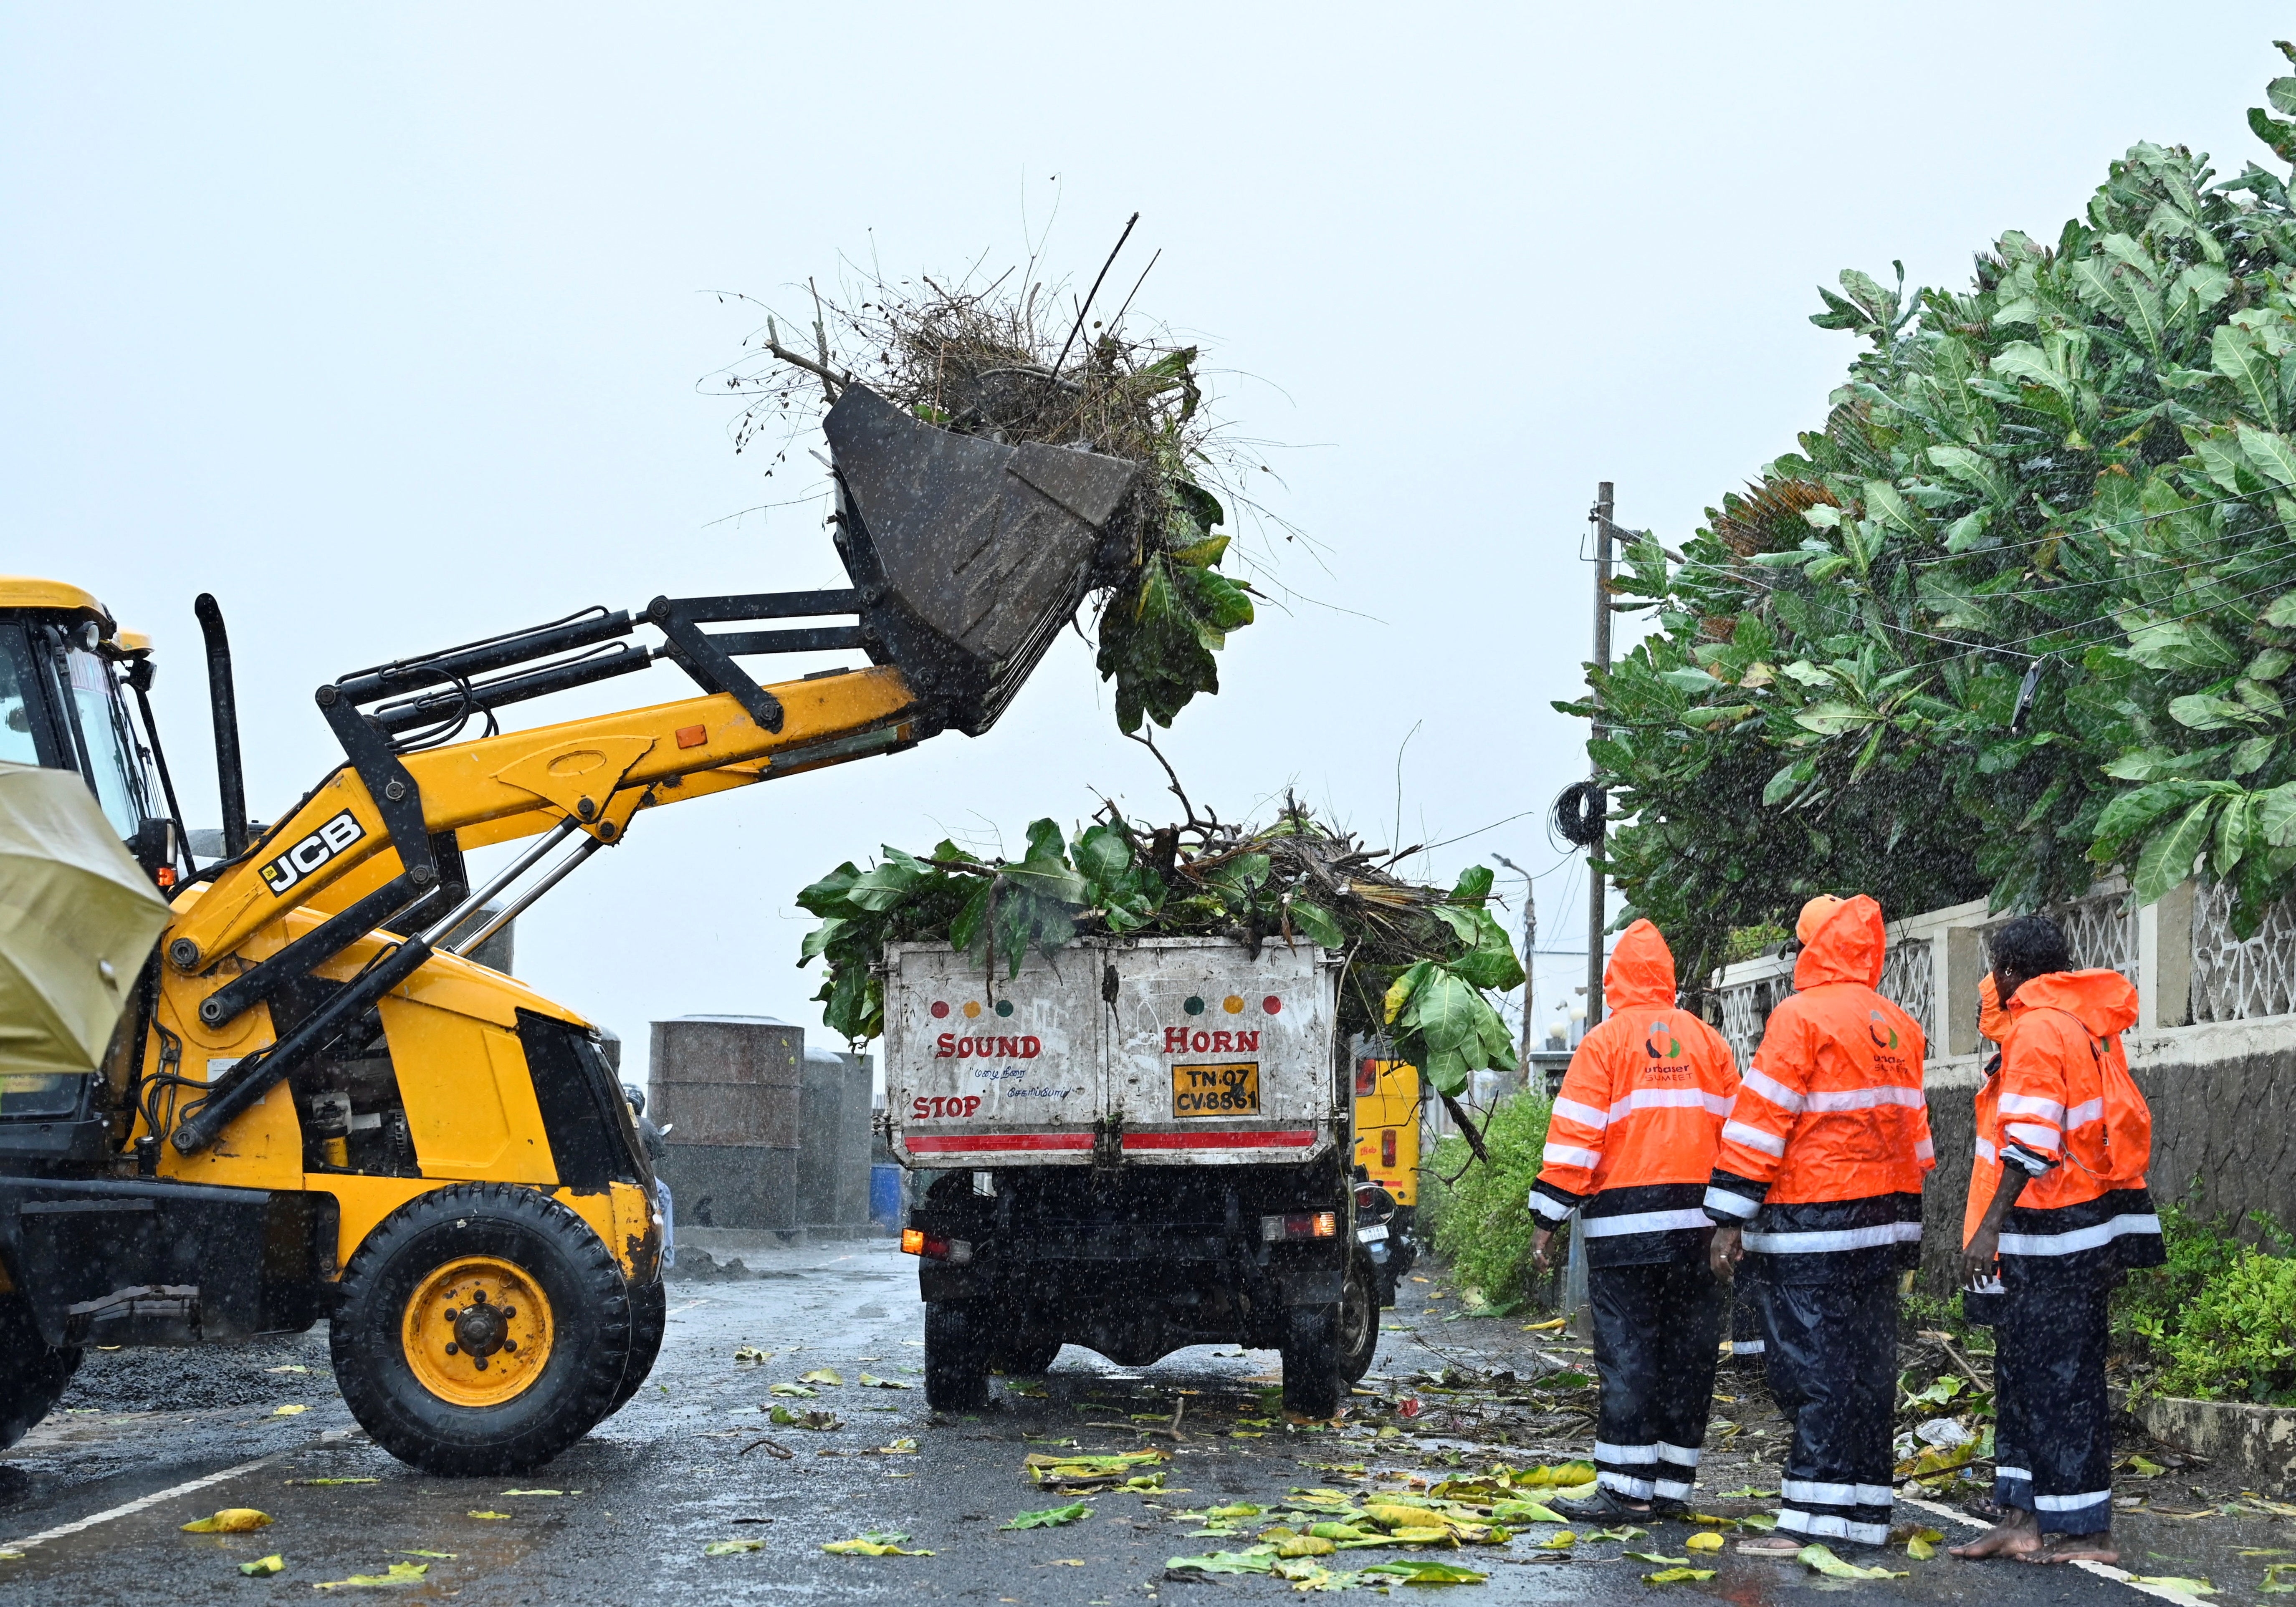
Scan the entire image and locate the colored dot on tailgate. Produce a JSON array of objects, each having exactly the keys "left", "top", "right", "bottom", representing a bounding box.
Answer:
[
  {"left": 995, "top": 999, "right": 1015, "bottom": 1018},
  {"left": 963, "top": 1001, "right": 982, "bottom": 1019},
  {"left": 1222, "top": 995, "right": 1244, "bottom": 1014},
  {"left": 930, "top": 1001, "right": 950, "bottom": 1019},
  {"left": 1183, "top": 996, "right": 1205, "bottom": 1015},
  {"left": 1262, "top": 996, "right": 1282, "bottom": 1014}
]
